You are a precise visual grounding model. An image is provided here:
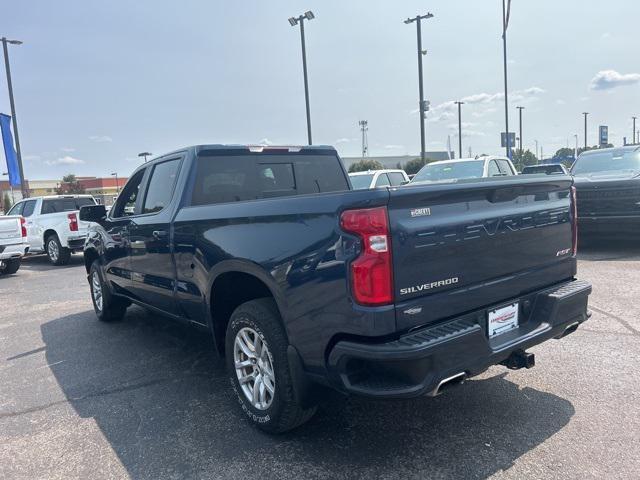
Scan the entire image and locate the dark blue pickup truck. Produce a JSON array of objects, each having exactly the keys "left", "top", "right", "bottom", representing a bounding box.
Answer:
[{"left": 80, "top": 144, "right": 591, "bottom": 432}]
